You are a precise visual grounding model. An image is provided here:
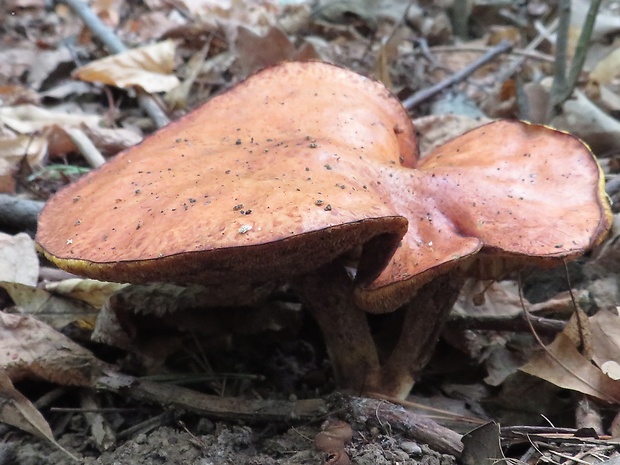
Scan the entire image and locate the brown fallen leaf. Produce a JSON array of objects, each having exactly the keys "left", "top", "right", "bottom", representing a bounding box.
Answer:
[
  {"left": 590, "top": 309, "right": 620, "bottom": 372},
  {"left": 520, "top": 330, "right": 620, "bottom": 404},
  {"left": 0, "top": 85, "right": 40, "bottom": 106},
  {"left": 461, "top": 421, "right": 504, "bottom": 465},
  {"left": 72, "top": 39, "right": 180, "bottom": 93},
  {"left": 233, "top": 25, "right": 319, "bottom": 77},
  {"left": 0, "top": 136, "right": 48, "bottom": 192},
  {"left": 0, "top": 370, "right": 78, "bottom": 461},
  {"left": 0, "top": 311, "right": 108, "bottom": 385},
  {"left": 0, "top": 282, "right": 100, "bottom": 329}
]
